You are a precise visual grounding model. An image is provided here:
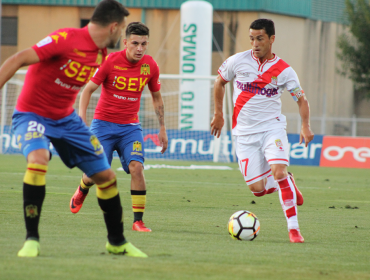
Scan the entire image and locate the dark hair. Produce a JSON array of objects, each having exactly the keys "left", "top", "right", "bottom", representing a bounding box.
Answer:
[
  {"left": 249, "top": 19, "right": 275, "bottom": 37},
  {"left": 91, "top": 0, "right": 129, "bottom": 26},
  {"left": 125, "top": 22, "right": 150, "bottom": 37}
]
